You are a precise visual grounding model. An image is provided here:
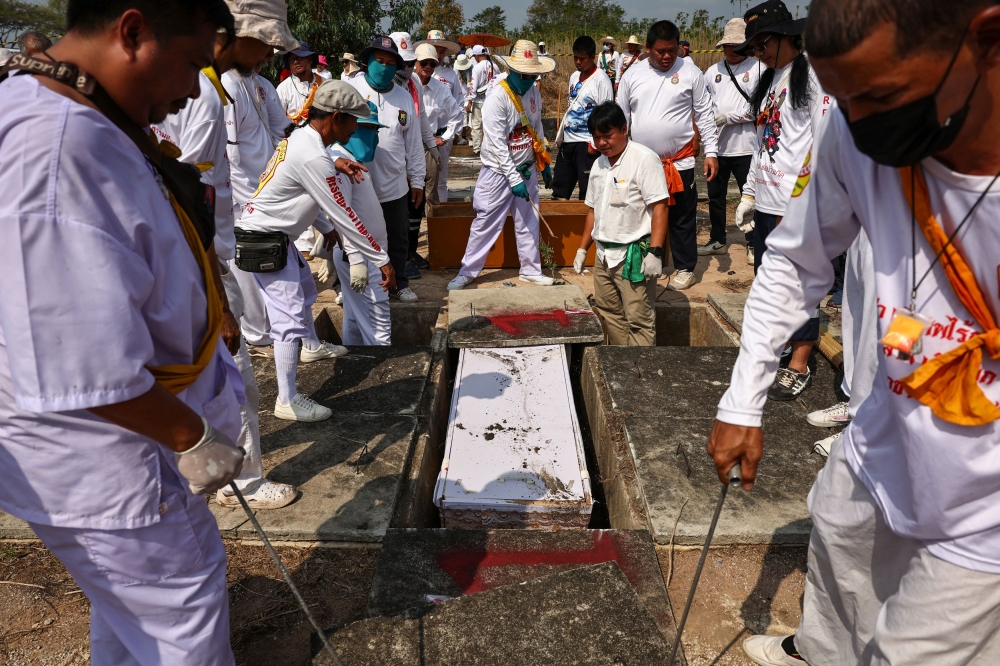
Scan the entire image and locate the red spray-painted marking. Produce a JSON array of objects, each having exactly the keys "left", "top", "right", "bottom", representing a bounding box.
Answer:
[
  {"left": 435, "top": 532, "right": 627, "bottom": 595},
  {"left": 487, "top": 309, "right": 571, "bottom": 335}
]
